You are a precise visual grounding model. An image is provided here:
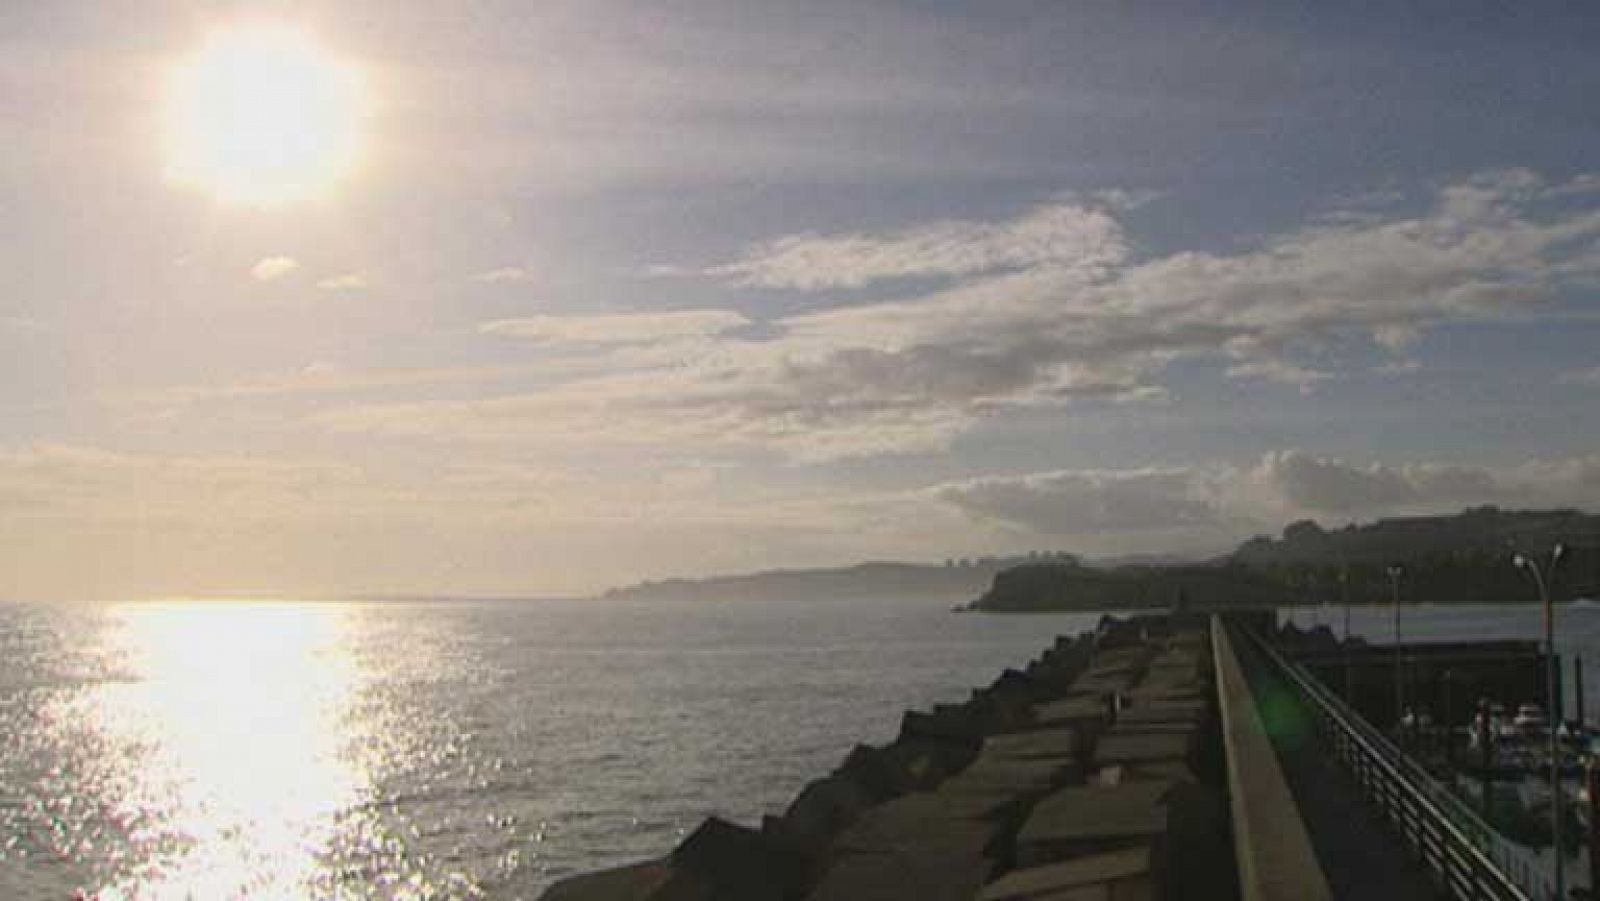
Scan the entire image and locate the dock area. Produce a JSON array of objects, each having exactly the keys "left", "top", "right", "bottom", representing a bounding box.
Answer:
[{"left": 538, "top": 611, "right": 1401, "bottom": 901}]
